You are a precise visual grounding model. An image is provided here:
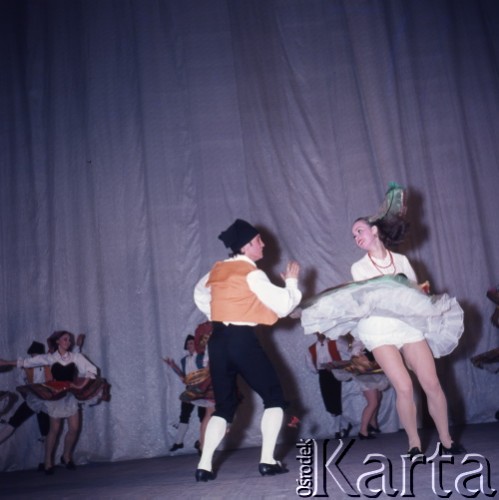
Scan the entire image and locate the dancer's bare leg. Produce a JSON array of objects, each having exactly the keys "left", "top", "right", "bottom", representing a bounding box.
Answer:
[
  {"left": 369, "top": 390, "right": 381, "bottom": 428},
  {"left": 359, "top": 389, "right": 379, "bottom": 436},
  {"left": 402, "top": 340, "right": 453, "bottom": 448},
  {"left": 45, "top": 417, "right": 61, "bottom": 469},
  {"left": 372, "top": 345, "right": 420, "bottom": 450},
  {"left": 63, "top": 412, "right": 81, "bottom": 462}
]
